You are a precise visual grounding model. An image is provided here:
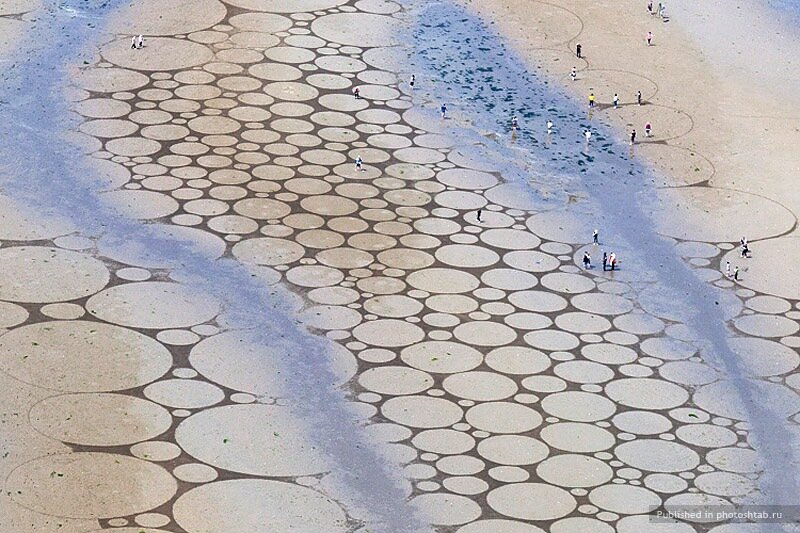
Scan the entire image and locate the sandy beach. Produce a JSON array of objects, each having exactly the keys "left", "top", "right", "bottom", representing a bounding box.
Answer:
[
  {"left": 0, "top": 0, "right": 798, "bottom": 532},
  {"left": 464, "top": 0, "right": 800, "bottom": 250}
]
